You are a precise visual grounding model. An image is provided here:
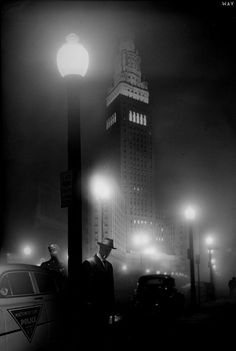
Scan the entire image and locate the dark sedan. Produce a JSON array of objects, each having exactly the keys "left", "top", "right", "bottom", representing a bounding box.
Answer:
[{"left": 133, "top": 274, "right": 185, "bottom": 317}]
